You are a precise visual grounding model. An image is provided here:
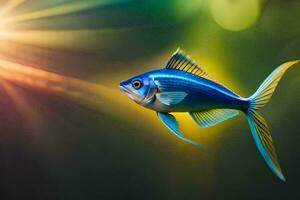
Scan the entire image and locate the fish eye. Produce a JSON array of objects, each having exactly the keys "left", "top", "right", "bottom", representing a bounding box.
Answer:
[{"left": 132, "top": 80, "right": 142, "bottom": 89}]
